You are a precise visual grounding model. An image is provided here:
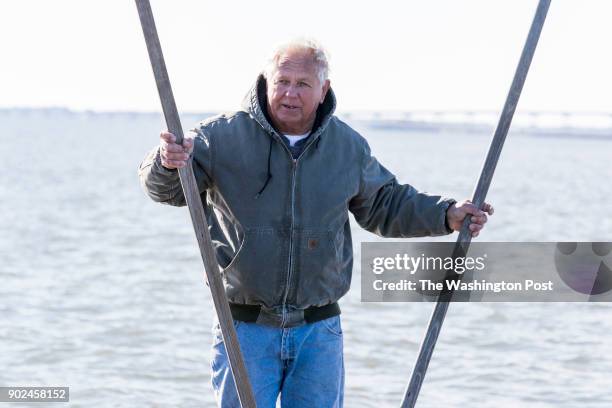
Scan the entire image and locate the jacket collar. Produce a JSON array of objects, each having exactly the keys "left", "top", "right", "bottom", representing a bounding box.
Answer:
[{"left": 242, "top": 73, "right": 337, "bottom": 139}]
